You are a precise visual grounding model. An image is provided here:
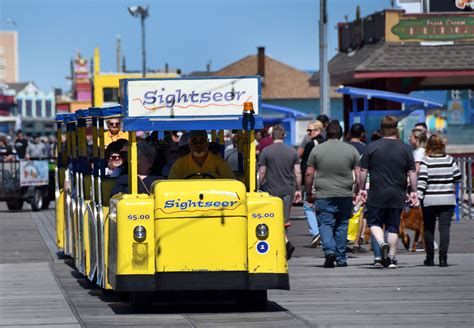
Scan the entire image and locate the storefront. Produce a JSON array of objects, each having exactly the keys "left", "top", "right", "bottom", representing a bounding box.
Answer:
[{"left": 310, "top": 9, "right": 474, "bottom": 149}]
